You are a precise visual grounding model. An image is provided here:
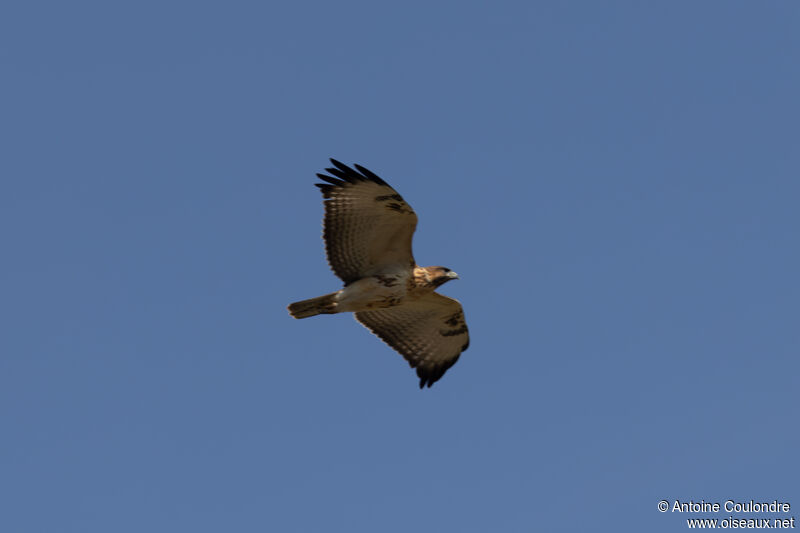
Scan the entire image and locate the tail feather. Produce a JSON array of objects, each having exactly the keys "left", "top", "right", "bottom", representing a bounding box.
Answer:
[{"left": 287, "top": 292, "right": 340, "bottom": 319}]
